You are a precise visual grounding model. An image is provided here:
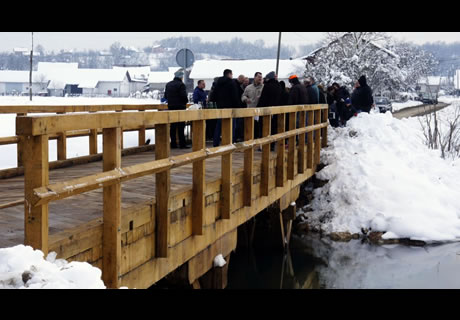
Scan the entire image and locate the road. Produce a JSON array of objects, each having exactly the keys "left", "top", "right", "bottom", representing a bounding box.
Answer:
[{"left": 392, "top": 102, "right": 450, "bottom": 120}]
